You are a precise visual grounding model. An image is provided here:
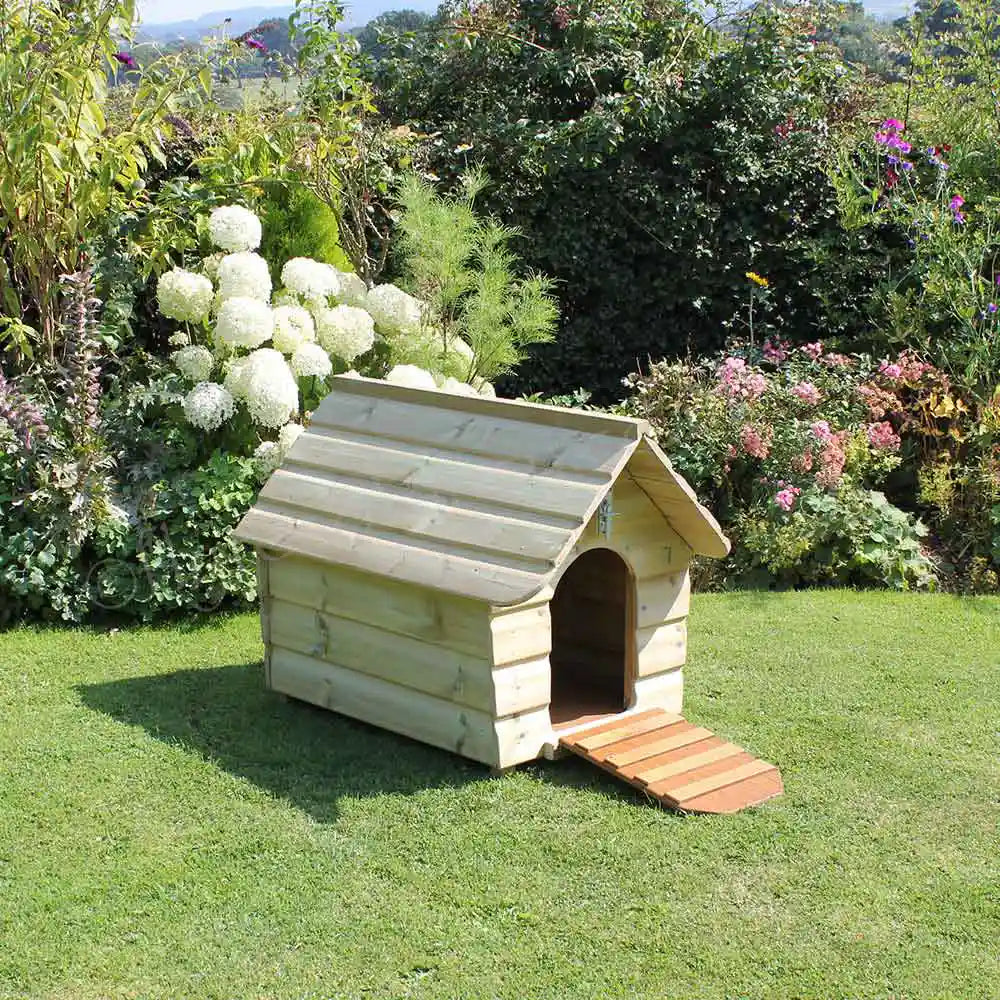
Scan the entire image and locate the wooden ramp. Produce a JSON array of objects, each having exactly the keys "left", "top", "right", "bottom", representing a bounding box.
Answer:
[{"left": 558, "top": 709, "right": 783, "bottom": 814}]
